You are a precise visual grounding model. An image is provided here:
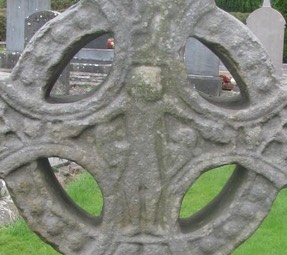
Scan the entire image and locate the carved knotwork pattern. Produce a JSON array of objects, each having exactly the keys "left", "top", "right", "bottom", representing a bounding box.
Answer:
[{"left": 0, "top": 0, "right": 287, "bottom": 254}]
